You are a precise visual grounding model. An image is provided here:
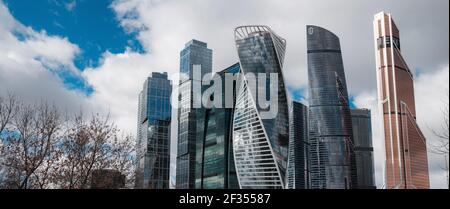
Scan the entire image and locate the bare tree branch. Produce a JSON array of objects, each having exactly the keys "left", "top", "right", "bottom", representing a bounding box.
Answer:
[
  {"left": 0, "top": 94, "right": 19, "bottom": 134},
  {"left": 1, "top": 95, "right": 135, "bottom": 189},
  {"left": 430, "top": 90, "right": 449, "bottom": 155}
]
